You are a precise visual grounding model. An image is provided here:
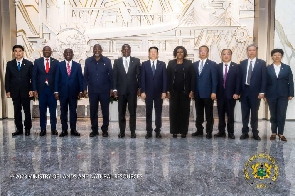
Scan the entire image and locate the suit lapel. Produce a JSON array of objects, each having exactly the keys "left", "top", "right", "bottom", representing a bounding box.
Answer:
[
  {"left": 269, "top": 64, "right": 276, "bottom": 78},
  {"left": 251, "top": 60, "right": 259, "bottom": 76},
  {"left": 62, "top": 61, "right": 68, "bottom": 77},
  {"left": 227, "top": 62, "right": 234, "bottom": 77},
  {"left": 200, "top": 60, "right": 209, "bottom": 76},
  {"left": 70, "top": 61, "right": 76, "bottom": 78},
  {"left": 195, "top": 60, "right": 200, "bottom": 76},
  {"left": 20, "top": 59, "right": 26, "bottom": 71},
  {"left": 48, "top": 58, "right": 56, "bottom": 74},
  {"left": 40, "top": 58, "right": 46, "bottom": 73},
  {"left": 277, "top": 64, "right": 285, "bottom": 78},
  {"left": 128, "top": 57, "right": 134, "bottom": 73},
  {"left": 154, "top": 61, "right": 161, "bottom": 77}
]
